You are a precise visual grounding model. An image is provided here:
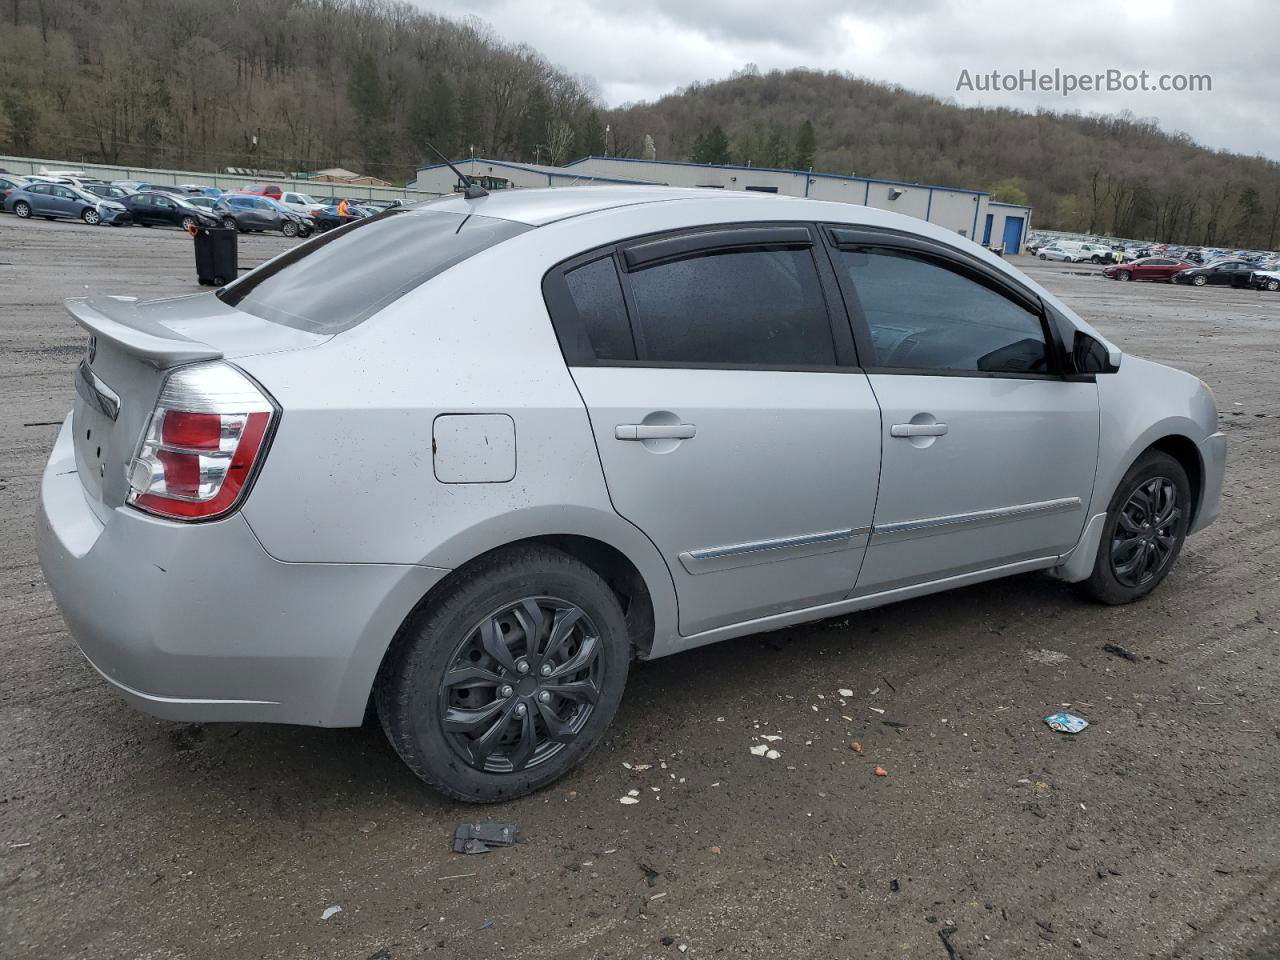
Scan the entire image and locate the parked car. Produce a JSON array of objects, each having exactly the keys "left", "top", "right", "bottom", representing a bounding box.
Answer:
[
  {"left": 183, "top": 196, "right": 219, "bottom": 212},
  {"left": 311, "top": 202, "right": 374, "bottom": 231},
  {"left": 83, "top": 183, "right": 135, "bottom": 202},
  {"left": 35, "top": 188, "right": 1226, "bottom": 801},
  {"left": 4, "top": 181, "right": 130, "bottom": 225},
  {"left": 1249, "top": 269, "right": 1280, "bottom": 292},
  {"left": 213, "top": 194, "right": 312, "bottom": 236},
  {"left": 1171, "top": 260, "right": 1255, "bottom": 287},
  {"left": 1037, "top": 242, "right": 1088, "bottom": 262},
  {"left": 177, "top": 184, "right": 223, "bottom": 197},
  {"left": 273, "top": 190, "right": 326, "bottom": 217},
  {"left": 123, "top": 192, "right": 220, "bottom": 230},
  {"left": 0, "top": 172, "right": 28, "bottom": 206},
  {"left": 1102, "top": 257, "right": 1194, "bottom": 282},
  {"left": 240, "top": 182, "right": 284, "bottom": 199}
]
